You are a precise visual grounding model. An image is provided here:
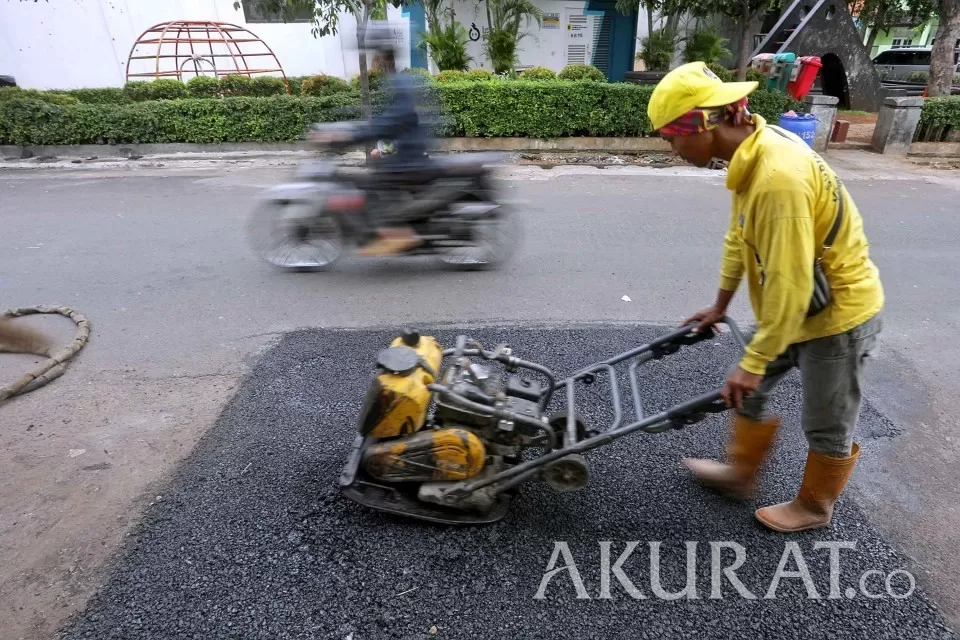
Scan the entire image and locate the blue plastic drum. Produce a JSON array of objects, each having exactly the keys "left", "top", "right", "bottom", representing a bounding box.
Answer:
[{"left": 777, "top": 112, "right": 817, "bottom": 148}]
